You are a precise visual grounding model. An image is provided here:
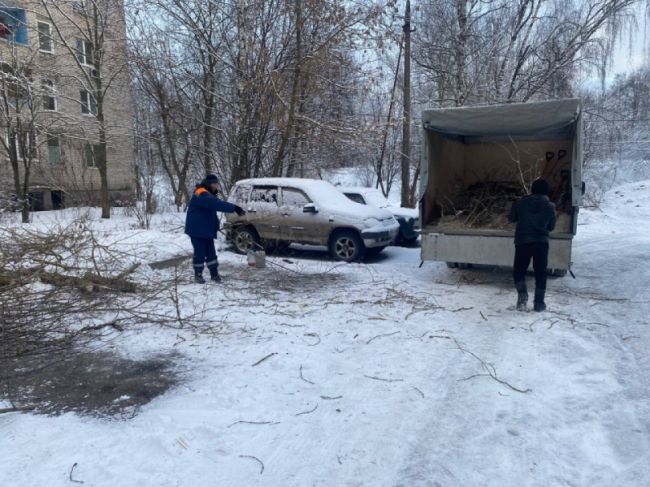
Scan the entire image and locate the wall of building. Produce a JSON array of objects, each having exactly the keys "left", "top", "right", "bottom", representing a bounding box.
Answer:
[{"left": 0, "top": 0, "right": 135, "bottom": 209}]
